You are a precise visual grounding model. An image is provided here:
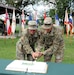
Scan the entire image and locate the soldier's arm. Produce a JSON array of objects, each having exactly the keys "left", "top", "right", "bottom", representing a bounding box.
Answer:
[
  {"left": 43, "top": 33, "right": 64, "bottom": 55},
  {"left": 21, "top": 35, "right": 34, "bottom": 54},
  {"left": 35, "top": 33, "right": 44, "bottom": 52}
]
